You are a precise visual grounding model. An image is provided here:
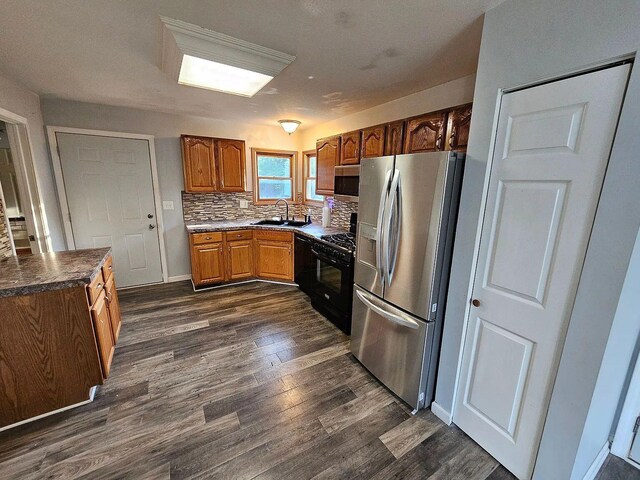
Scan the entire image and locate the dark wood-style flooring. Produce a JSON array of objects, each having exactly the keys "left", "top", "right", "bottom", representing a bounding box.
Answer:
[{"left": 0, "top": 281, "right": 632, "bottom": 479}]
